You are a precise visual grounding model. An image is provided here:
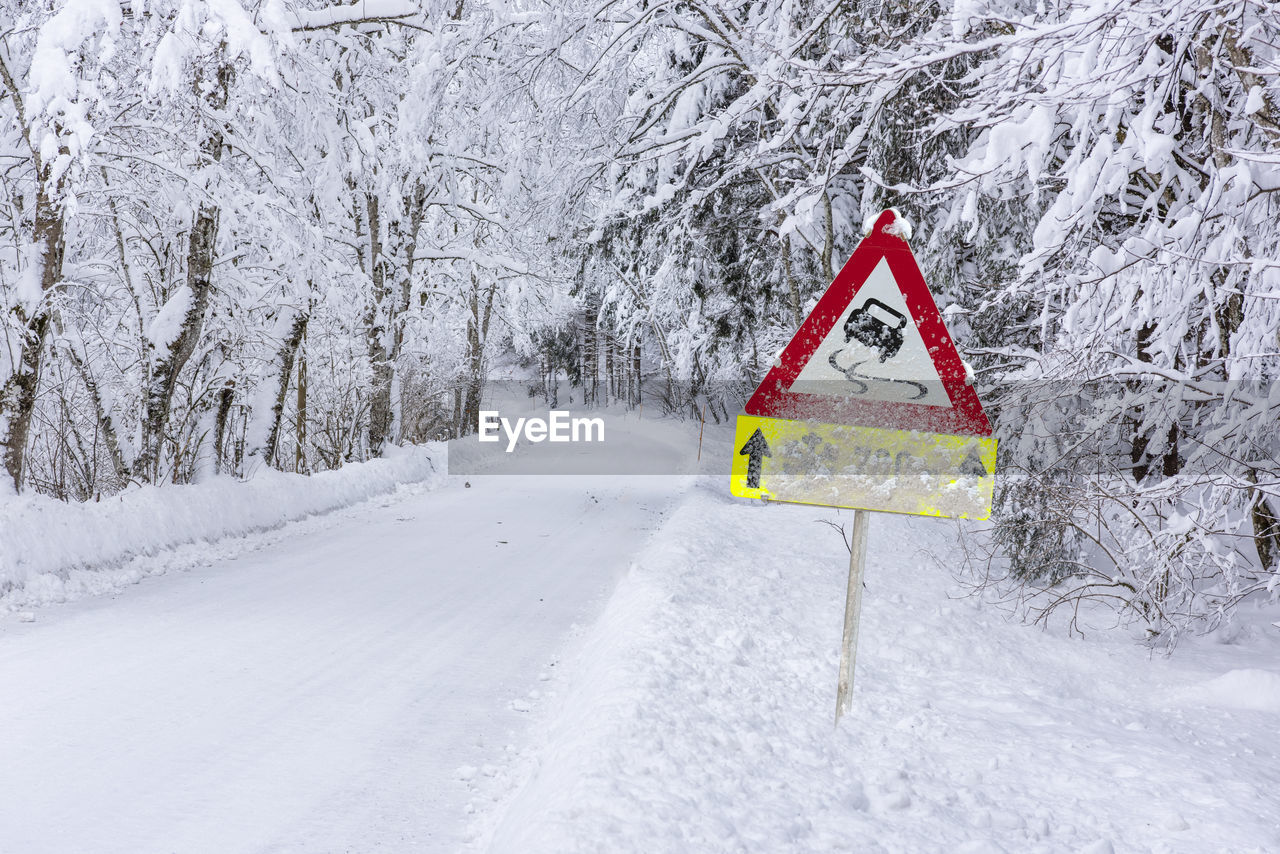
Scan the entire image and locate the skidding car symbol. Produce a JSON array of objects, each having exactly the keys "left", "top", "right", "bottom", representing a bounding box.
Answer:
[
  {"left": 844, "top": 298, "right": 906, "bottom": 361},
  {"left": 827, "top": 298, "right": 928, "bottom": 400}
]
